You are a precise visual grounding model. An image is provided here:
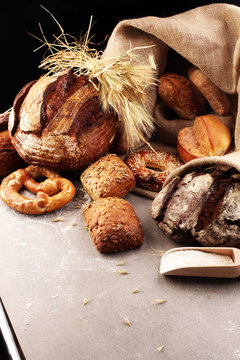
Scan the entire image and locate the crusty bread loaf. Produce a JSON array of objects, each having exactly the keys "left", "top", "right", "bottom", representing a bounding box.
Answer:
[
  {"left": 80, "top": 153, "right": 136, "bottom": 200},
  {"left": 152, "top": 166, "right": 240, "bottom": 247},
  {"left": 84, "top": 197, "right": 144, "bottom": 253},
  {"left": 188, "top": 66, "right": 230, "bottom": 116},
  {"left": 0, "top": 110, "right": 25, "bottom": 178},
  {"left": 157, "top": 73, "right": 207, "bottom": 120},
  {"left": 177, "top": 114, "right": 231, "bottom": 162},
  {"left": 9, "top": 70, "right": 117, "bottom": 171}
]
